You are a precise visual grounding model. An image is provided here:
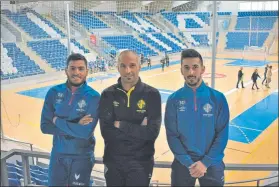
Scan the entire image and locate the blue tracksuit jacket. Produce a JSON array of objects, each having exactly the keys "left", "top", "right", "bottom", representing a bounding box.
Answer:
[
  {"left": 165, "top": 81, "right": 229, "bottom": 168},
  {"left": 41, "top": 81, "right": 100, "bottom": 157}
]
